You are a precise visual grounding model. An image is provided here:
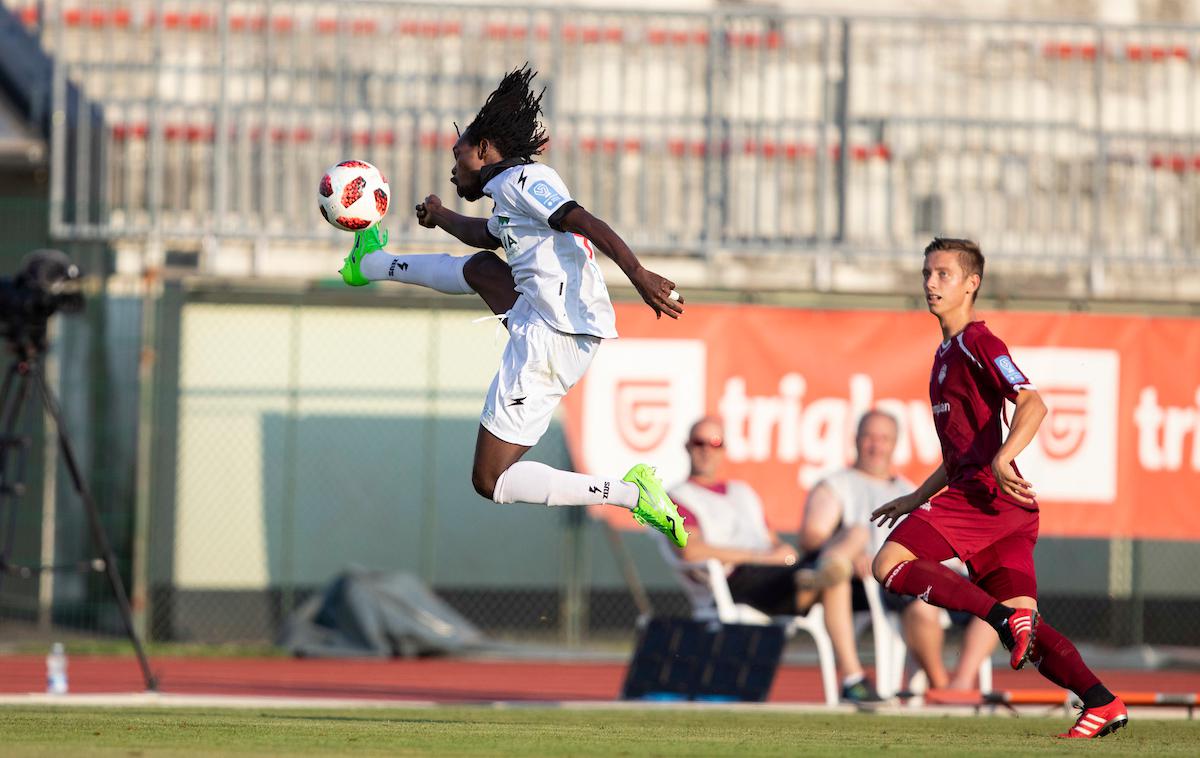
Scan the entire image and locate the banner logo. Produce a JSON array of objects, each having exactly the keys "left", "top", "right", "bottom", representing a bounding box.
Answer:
[
  {"left": 1038, "top": 386, "right": 1088, "bottom": 460},
  {"left": 580, "top": 340, "right": 706, "bottom": 488},
  {"left": 1011, "top": 348, "right": 1119, "bottom": 503},
  {"left": 615, "top": 379, "right": 674, "bottom": 451}
]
